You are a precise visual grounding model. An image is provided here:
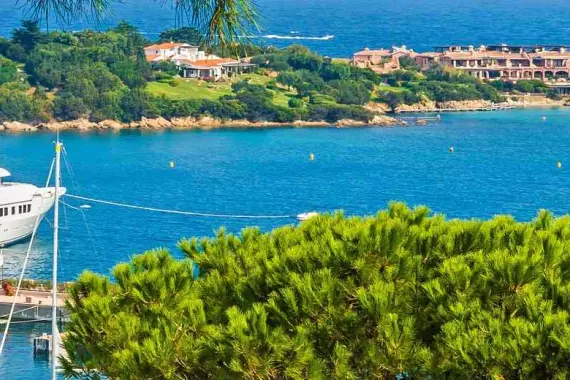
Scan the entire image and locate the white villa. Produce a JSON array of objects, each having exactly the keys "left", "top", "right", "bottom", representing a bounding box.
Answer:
[
  {"left": 144, "top": 42, "right": 255, "bottom": 79},
  {"left": 144, "top": 42, "right": 212, "bottom": 63}
]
